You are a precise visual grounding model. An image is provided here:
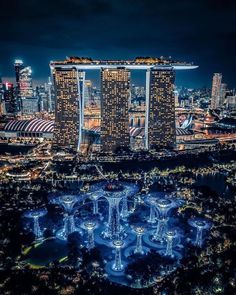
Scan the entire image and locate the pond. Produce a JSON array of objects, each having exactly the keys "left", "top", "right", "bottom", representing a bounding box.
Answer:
[{"left": 26, "top": 238, "right": 68, "bottom": 267}]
